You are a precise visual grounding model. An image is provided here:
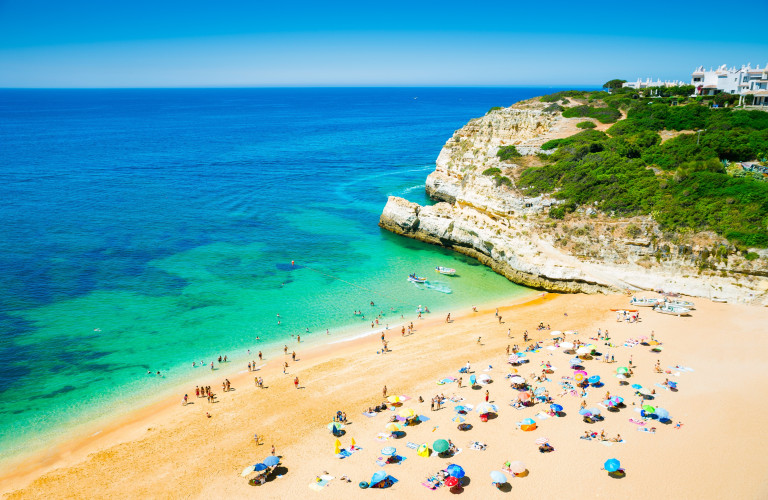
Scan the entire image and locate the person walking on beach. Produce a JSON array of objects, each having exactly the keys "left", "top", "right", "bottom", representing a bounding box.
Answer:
[
  {"left": 271, "top": 444, "right": 276, "bottom": 456},
  {"left": 210, "top": 362, "right": 214, "bottom": 371},
  {"left": 383, "top": 385, "right": 388, "bottom": 398},
  {"left": 485, "top": 390, "right": 489, "bottom": 402},
  {"left": 183, "top": 394, "right": 188, "bottom": 406},
  {"left": 292, "top": 351, "right": 296, "bottom": 361},
  {"left": 446, "top": 313, "right": 451, "bottom": 323},
  {"left": 259, "top": 351, "right": 263, "bottom": 361},
  {"left": 248, "top": 362, "right": 252, "bottom": 372},
  {"left": 294, "top": 376, "right": 299, "bottom": 389},
  {"left": 283, "top": 362, "right": 288, "bottom": 374},
  {"left": 498, "top": 315, "right": 502, "bottom": 324}
]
